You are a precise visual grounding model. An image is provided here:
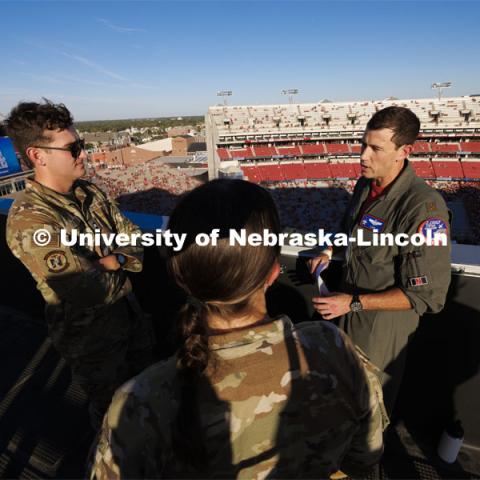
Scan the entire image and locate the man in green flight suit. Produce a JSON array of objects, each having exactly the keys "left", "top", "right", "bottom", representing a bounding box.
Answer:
[
  {"left": 5, "top": 100, "right": 156, "bottom": 429},
  {"left": 309, "top": 106, "right": 451, "bottom": 415}
]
